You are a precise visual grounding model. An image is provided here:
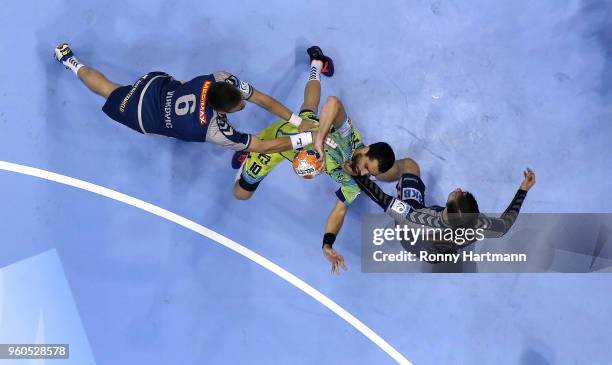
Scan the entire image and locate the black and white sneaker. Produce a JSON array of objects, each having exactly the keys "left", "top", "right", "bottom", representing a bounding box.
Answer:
[
  {"left": 54, "top": 43, "right": 80, "bottom": 70},
  {"left": 54, "top": 43, "right": 73, "bottom": 62}
]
